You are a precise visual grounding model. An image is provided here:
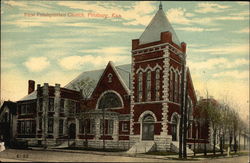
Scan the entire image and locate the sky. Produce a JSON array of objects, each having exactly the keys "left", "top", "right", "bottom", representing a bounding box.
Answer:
[{"left": 1, "top": 1, "right": 249, "bottom": 121}]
